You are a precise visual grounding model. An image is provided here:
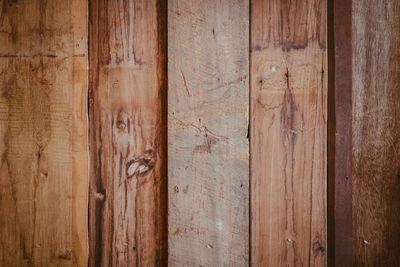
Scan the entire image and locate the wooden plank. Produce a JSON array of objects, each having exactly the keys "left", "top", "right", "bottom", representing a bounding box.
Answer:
[
  {"left": 352, "top": 0, "right": 400, "bottom": 265},
  {"left": 327, "top": 0, "right": 353, "bottom": 265},
  {"left": 168, "top": 1, "right": 249, "bottom": 265},
  {"left": 0, "top": 0, "right": 88, "bottom": 266},
  {"left": 250, "top": 0, "right": 327, "bottom": 266},
  {"left": 88, "top": 0, "right": 167, "bottom": 265}
]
